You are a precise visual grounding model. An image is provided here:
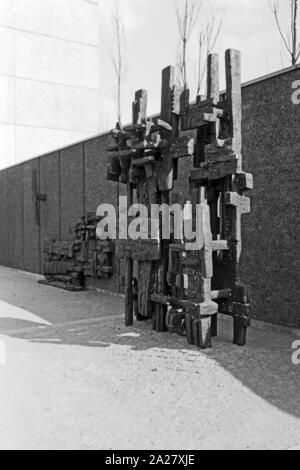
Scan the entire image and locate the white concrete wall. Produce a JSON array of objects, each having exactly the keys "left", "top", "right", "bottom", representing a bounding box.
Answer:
[{"left": 0, "top": 0, "right": 102, "bottom": 168}]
